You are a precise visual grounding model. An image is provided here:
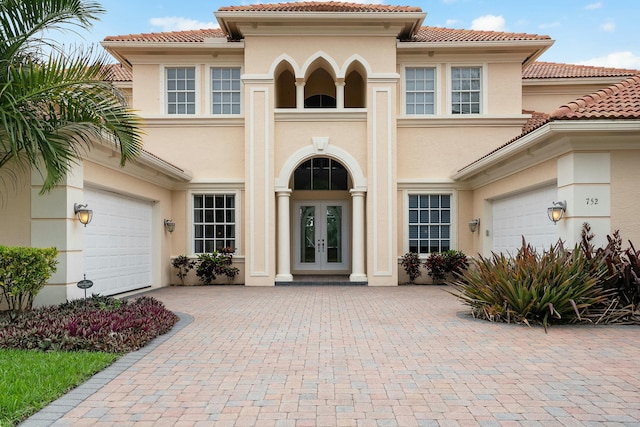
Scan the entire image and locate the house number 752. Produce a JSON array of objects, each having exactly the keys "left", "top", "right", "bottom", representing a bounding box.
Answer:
[{"left": 586, "top": 198, "right": 599, "bottom": 205}]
